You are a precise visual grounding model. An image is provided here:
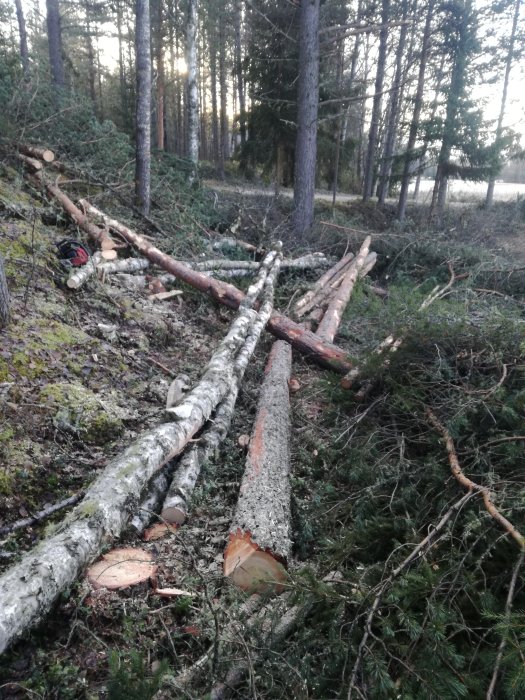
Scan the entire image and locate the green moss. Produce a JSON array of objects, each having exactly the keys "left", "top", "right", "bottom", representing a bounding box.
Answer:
[
  {"left": 0, "top": 426, "right": 14, "bottom": 442},
  {"left": 39, "top": 382, "right": 123, "bottom": 445},
  {"left": 0, "top": 470, "right": 14, "bottom": 495}
]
